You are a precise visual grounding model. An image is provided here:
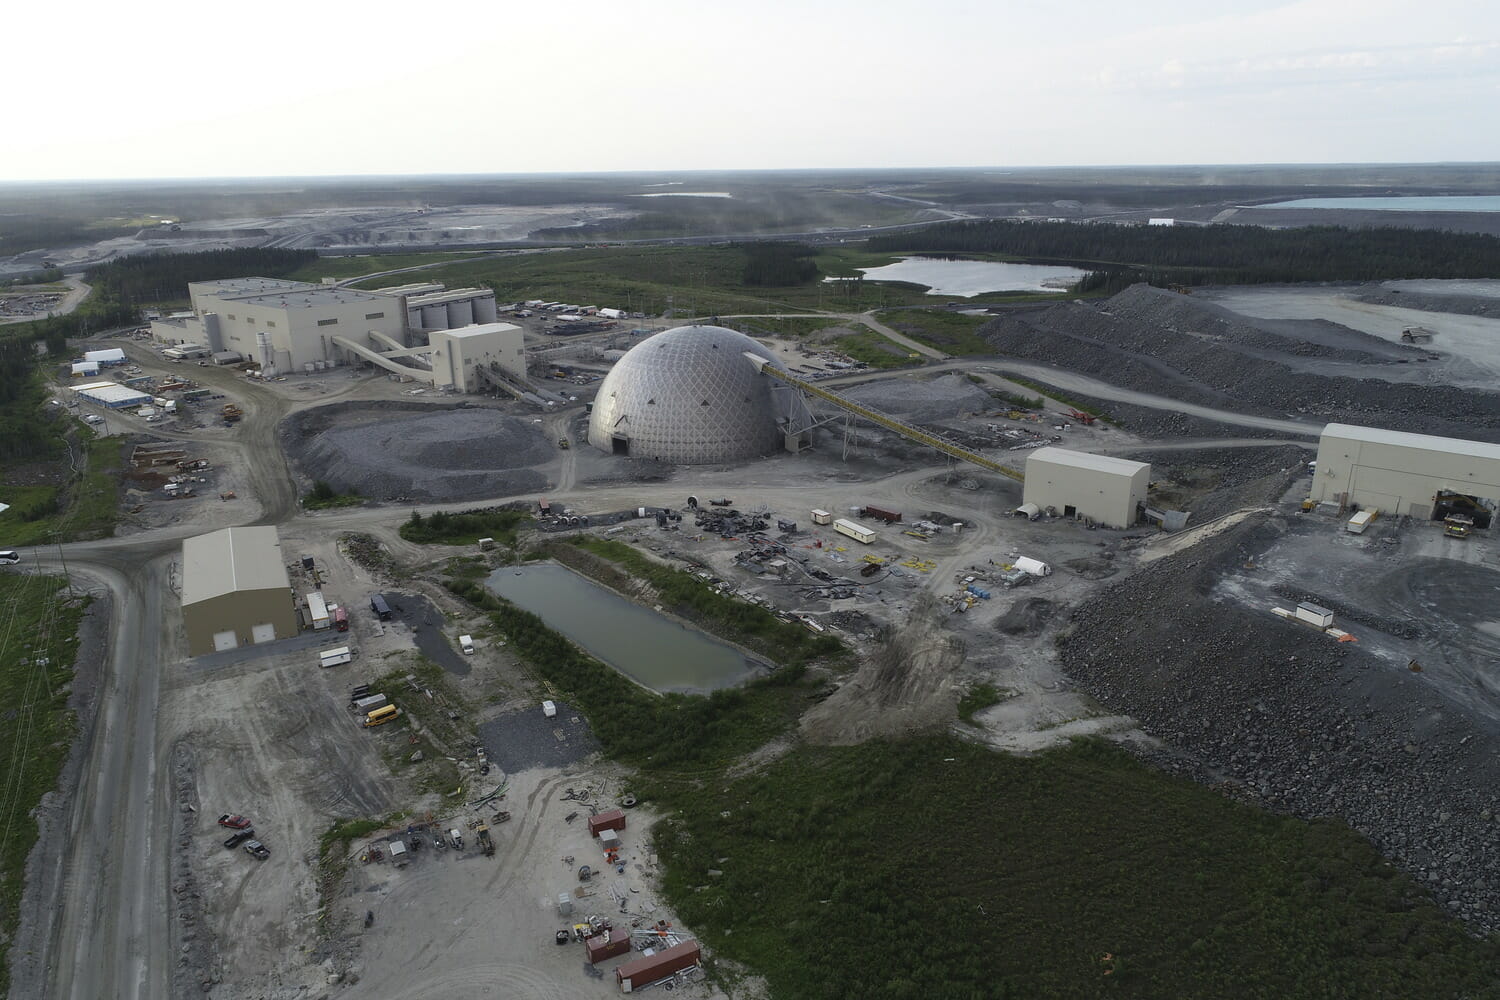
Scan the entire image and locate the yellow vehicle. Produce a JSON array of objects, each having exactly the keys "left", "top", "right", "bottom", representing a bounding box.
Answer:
[{"left": 363, "top": 704, "right": 400, "bottom": 727}]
